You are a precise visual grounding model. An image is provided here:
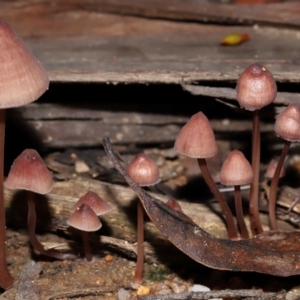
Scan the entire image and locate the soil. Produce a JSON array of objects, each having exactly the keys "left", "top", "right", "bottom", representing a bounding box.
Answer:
[{"left": 2, "top": 148, "right": 300, "bottom": 299}]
